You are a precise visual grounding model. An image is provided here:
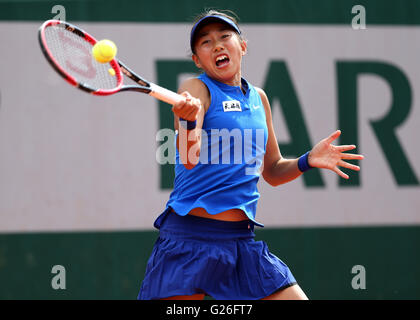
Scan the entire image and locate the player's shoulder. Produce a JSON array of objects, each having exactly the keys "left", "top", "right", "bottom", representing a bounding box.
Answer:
[
  {"left": 254, "top": 87, "right": 269, "bottom": 105},
  {"left": 178, "top": 77, "right": 207, "bottom": 93},
  {"left": 178, "top": 77, "right": 210, "bottom": 110},
  {"left": 254, "top": 86, "right": 267, "bottom": 98},
  {"left": 253, "top": 86, "right": 271, "bottom": 115}
]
